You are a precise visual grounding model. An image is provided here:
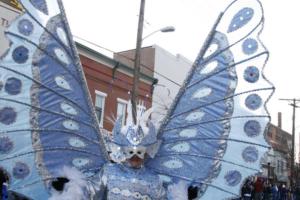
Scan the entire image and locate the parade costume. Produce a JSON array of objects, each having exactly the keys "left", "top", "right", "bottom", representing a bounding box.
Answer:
[
  {"left": 88, "top": 105, "right": 167, "bottom": 200},
  {"left": 0, "top": 0, "right": 274, "bottom": 199}
]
